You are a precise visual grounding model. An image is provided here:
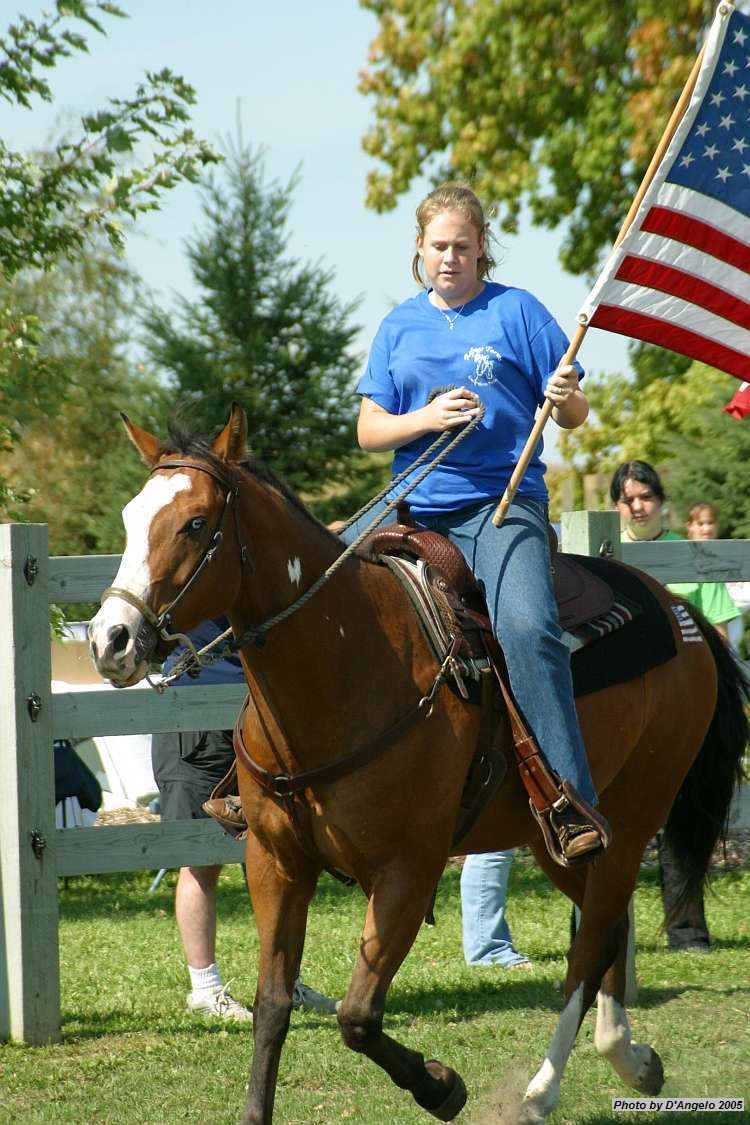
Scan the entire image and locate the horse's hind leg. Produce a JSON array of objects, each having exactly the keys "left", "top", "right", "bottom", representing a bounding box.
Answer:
[
  {"left": 592, "top": 897, "right": 664, "bottom": 1095},
  {"left": 338, "top": 864, "right": 467, "bottom": 1122},
  {"left": 519, "top": 844, "right": 651, "bottom": 1123},
  {"left": 518, "top": 912, "right": 664, "bottom": 1124},
  {"left": 240, "top": 833, "right": 319, "bottom": 1125},
  {"left": 594, "top": 968, "right": 664, "bottom": 1096}
]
